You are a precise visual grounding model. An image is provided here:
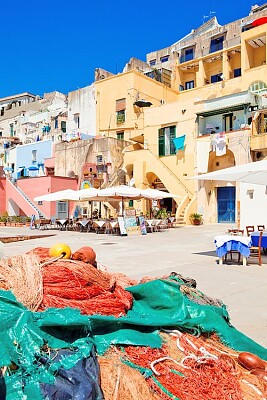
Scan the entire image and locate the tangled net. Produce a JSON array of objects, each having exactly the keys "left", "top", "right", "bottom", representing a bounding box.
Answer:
[{"left": 0, "top": 254, "right": 43, "bottom": 311}]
